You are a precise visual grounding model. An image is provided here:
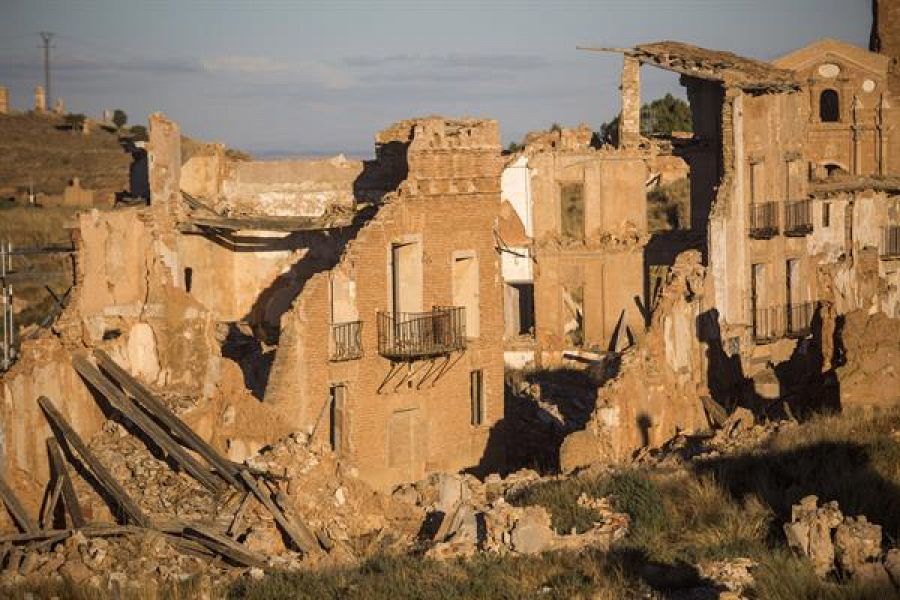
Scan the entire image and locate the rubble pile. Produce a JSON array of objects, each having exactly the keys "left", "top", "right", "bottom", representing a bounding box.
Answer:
[
  {"left": 696, "top": 558, "right": 757, "bottom": 599},
  {"left": 392, "top": 471, "right": 630, "bottom": 560},
  {"left": 784, "top": 495, "right": 900, "bottom": 587},
  {"left": 85, "top": 420, "right": 217, "bottom": 522},
  {"left": 636, "top": 407, "right": 798, "bottom": 467}
]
